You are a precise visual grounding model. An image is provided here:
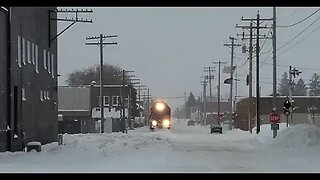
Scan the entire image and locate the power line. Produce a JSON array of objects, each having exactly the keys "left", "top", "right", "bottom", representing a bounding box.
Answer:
[
  {"left": 277, "top": 8, "right": 320, "bottom": 28},
  {"left": 277, "top": 15, "right": 320, "bottom": 50},
  {"left": 260, "top": 61, "right": 320, "bottom": 71},
  {"left": 277, "top": 21, "right": 320, "bottom": 57},
  {"left": 277, "top": 9, "right": 301, "bottom": 24},
  {"left": 259, "top": 28, "right": 272, "bottom": 54}
]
